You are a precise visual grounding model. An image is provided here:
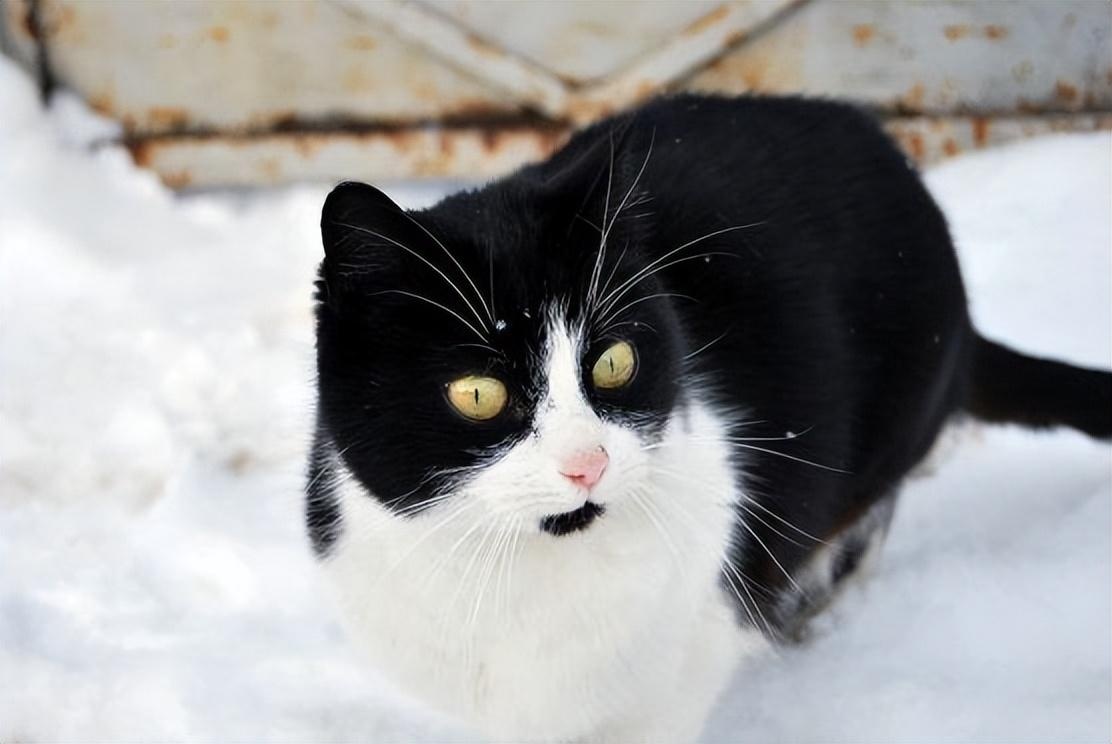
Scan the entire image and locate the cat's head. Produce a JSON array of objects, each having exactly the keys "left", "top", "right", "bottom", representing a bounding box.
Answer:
[{"left": 314, "top": 137, "right": 694, "bottom": 536}]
